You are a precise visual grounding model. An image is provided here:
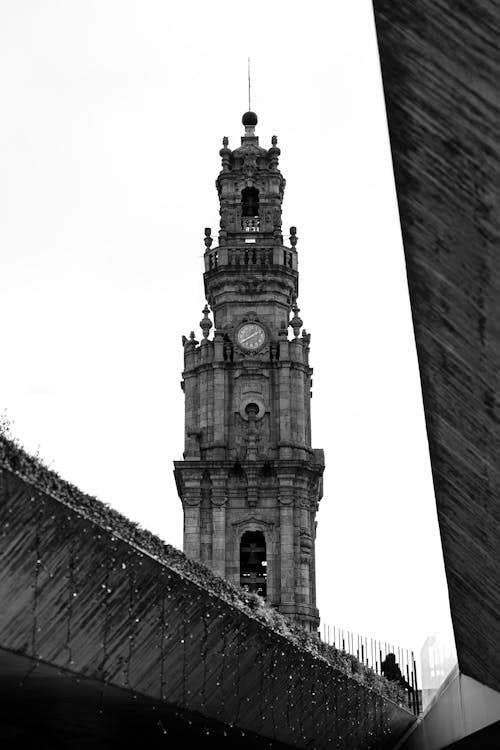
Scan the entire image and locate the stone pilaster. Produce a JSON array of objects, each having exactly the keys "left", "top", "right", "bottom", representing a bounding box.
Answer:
[
  {"left": 278, "top": 362, "right": 291, "bottom": 458},
  {"left": 211, "top": 475, "right": 227, "bottom": 578},
  {"left": 213, "top": 363, "right": 225, "bottom": 454},
  {"left": 183, "top": 495, "right": 201, "bottom": 561},
  {"left": 297, "top": 475, "right": 311, "bottom": 605},
  {"left": 279, "top": 480, "right": 295, "bottom": 605}
]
